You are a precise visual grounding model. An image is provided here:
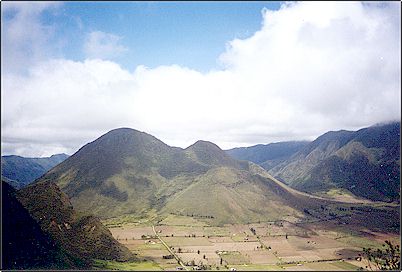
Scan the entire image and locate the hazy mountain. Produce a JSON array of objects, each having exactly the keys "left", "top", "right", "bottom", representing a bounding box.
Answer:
[
  {"left": 1, "top": 153, "right": 69, "bottom": 189},
  {"left": 269, "top": 122, "right": 400, "bottom": 202},
  {"left": 2, "top": 178, "right": 133, "bottom": 269},
  {"left": 226, "top": 141, "right": 309, "bottom": 170},
  {"left": 36, "top": 128, "right": 343, "bottom": 225}
]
